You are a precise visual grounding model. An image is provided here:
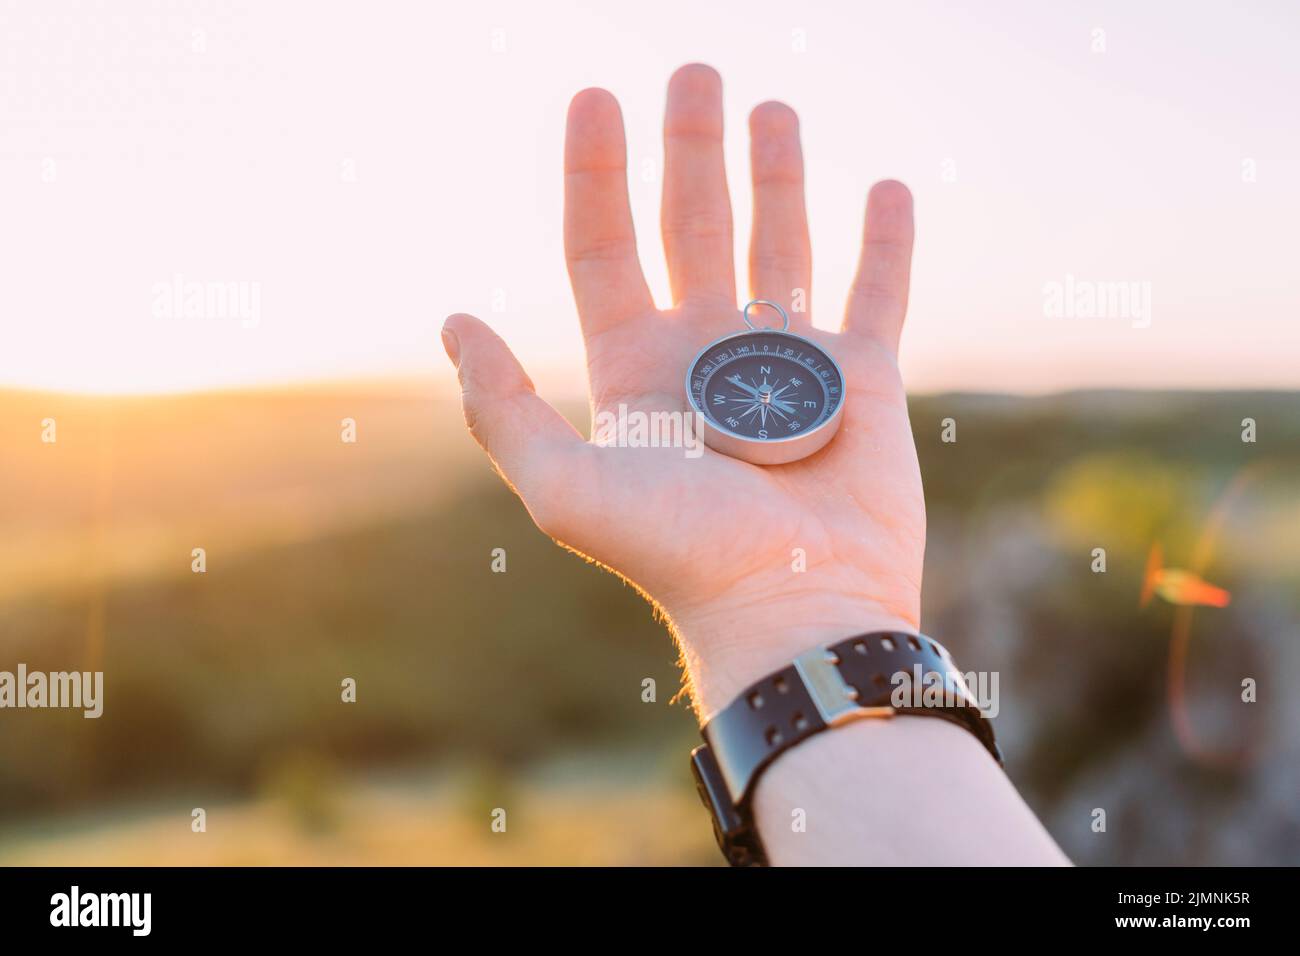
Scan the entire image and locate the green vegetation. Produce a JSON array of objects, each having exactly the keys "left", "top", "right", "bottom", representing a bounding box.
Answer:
[{"left": 1, "top": 387, "right": 1296, "bottom": 864}]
